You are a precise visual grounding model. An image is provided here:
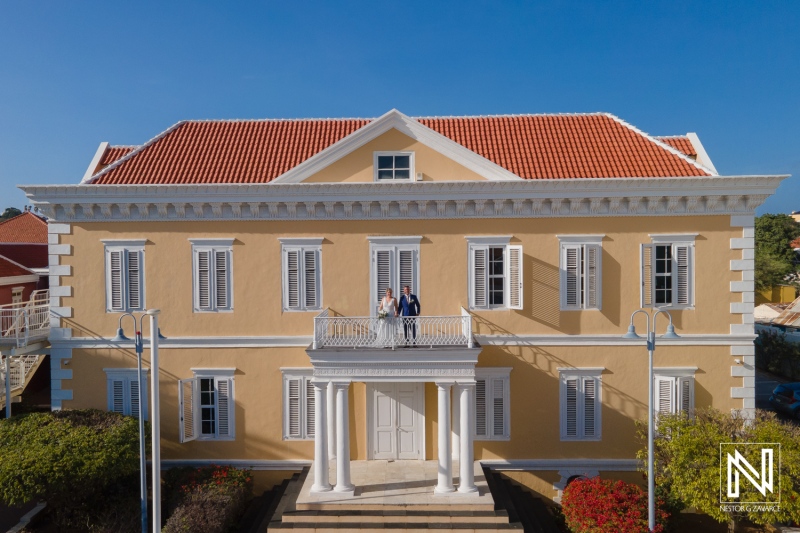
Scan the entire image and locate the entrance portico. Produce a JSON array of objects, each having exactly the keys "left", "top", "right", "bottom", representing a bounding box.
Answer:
[{"left": 306, "top": 346, "right": 481, "bottom": 496}]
